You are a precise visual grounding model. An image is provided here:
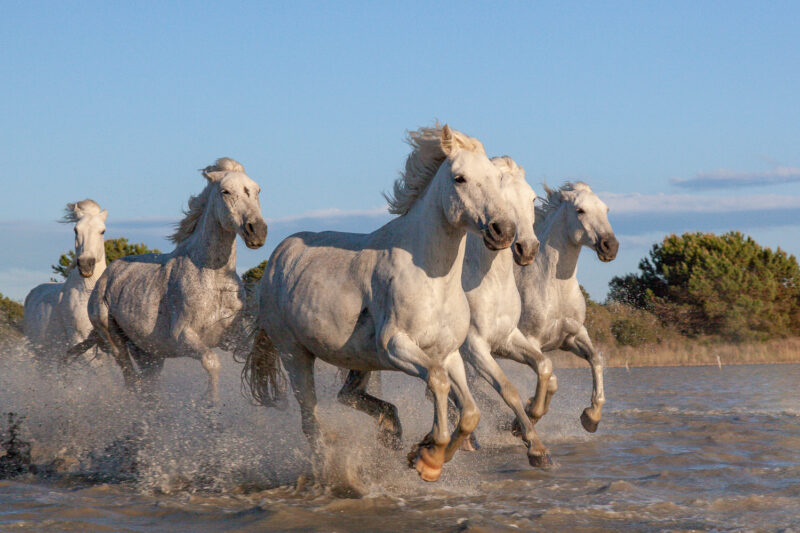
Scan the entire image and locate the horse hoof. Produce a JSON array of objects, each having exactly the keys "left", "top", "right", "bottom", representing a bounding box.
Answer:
[
  {"left": 460, "top": 434, "right": 480, "bottom": 452},
  {"left": 528, "top": 451, "right": 553, "bottom": 468},
  {"left": 408, "top": 446, "right": 443, "bottom": 482},
  {"left": 580, "top": 410, "right": 600, "bottom": 433}
]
